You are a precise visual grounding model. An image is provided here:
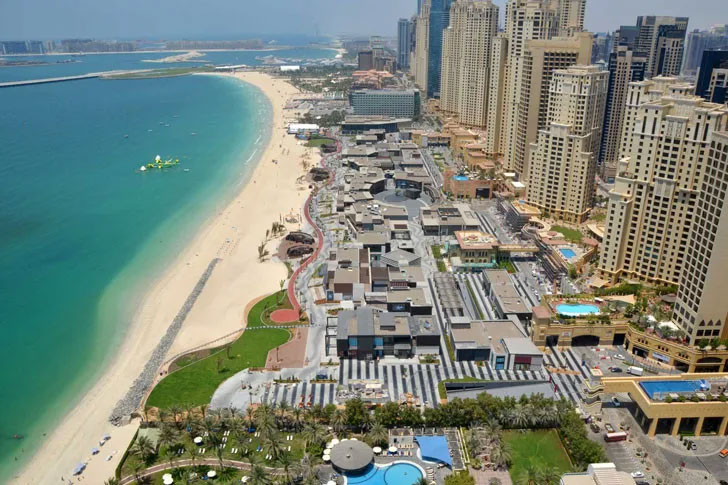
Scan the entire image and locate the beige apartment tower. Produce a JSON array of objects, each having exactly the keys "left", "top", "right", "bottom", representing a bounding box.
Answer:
[
  {"left": 484, "top": 34, "right": 509, "bottom": 154},
  {"left": 510, "top": 32, "right": 592, "bottom": 178},
  {"left": 551, "top": 0, "right": 585, "bottom": 36},
  {"left": 440, "top": 0, "right": 499, "bottom": 127},
  {"left": 598, "top": 78, "right": 728, "bottom": 285},
  {"left": 673, "top": 131, "right": 728, "bottom": 344},
  {"left": 526, "top": 65, "right": 608, "bottom": 223}
]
